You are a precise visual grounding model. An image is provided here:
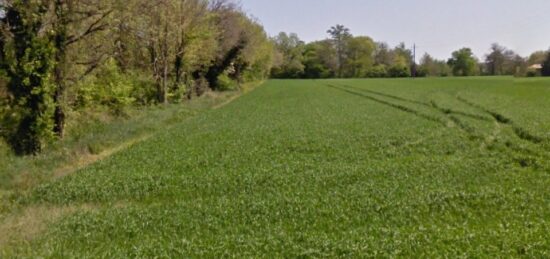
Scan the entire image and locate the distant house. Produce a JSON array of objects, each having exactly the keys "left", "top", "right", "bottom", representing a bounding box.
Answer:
[{"left": 529, "top": 64, "right": 542, "bottom": 70}]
